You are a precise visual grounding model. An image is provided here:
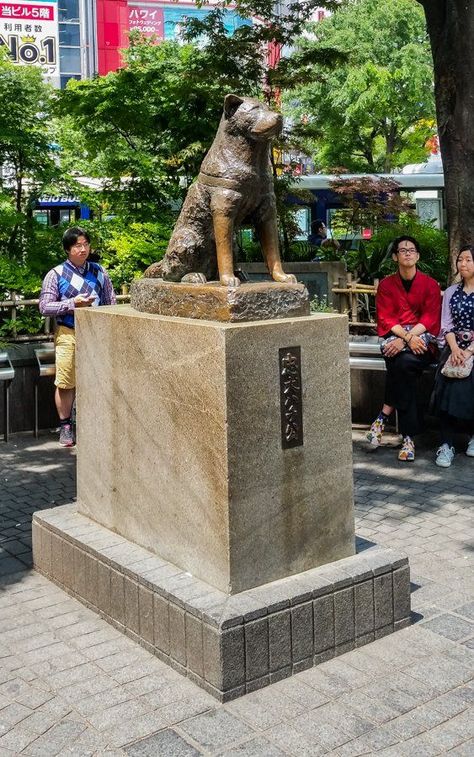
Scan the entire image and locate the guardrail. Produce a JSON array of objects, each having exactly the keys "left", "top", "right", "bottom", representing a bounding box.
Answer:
[
  {"left": 0, "top": 293, "right": 130, "bottom": 341},
  {"left": 0, "top": 351, "right": 14, "bottom": 442},
  {"left": 332, "top": 275, "right": 378, "bottom": 328},
  {"left": 34, "top": 347, "right": 56, "bottom": 439},
  {"left": 349, "top": 340, "right": 385, "bottom": 371}
]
